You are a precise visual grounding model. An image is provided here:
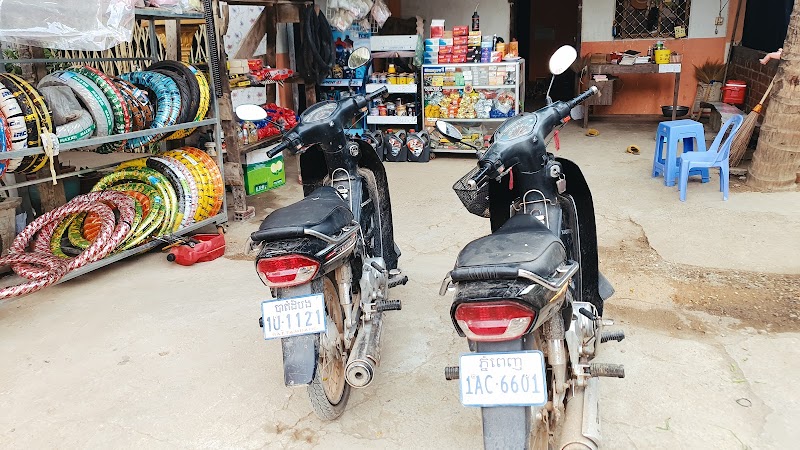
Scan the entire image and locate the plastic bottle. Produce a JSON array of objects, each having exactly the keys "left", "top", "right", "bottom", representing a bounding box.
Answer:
[
  {"left": 472, "top": 4, "right": 480, "bottom": 32},
  {"left": 388, "top": 64, "right": 396, "bottom": 74}
]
